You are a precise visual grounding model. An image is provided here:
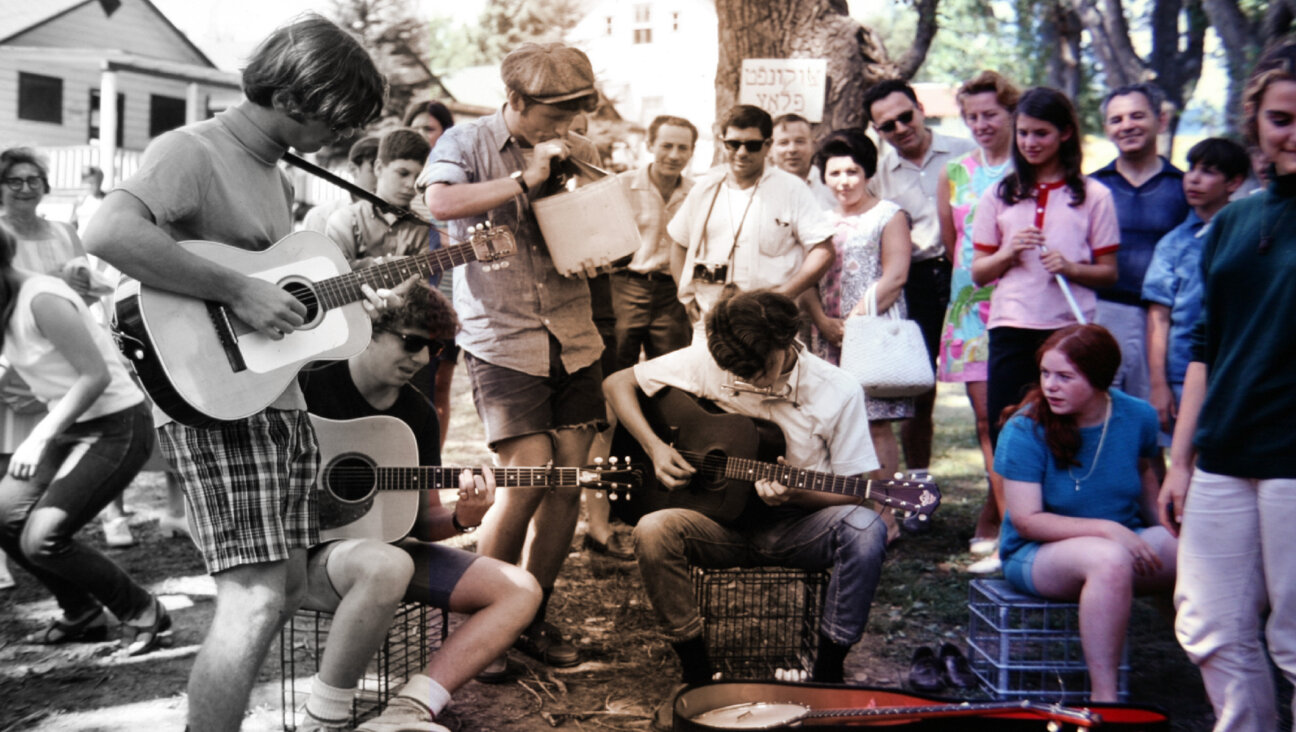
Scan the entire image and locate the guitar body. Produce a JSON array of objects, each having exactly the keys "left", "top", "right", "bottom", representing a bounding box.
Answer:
[
  {"left": 116, "top": 233, "right": 370, "bottom": 426},
  {"left": 312, "top": 415, "right": 421, "bottom": 544},
  {"left": 611, "top": 387, "right": 786, "bottom": 524}
]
